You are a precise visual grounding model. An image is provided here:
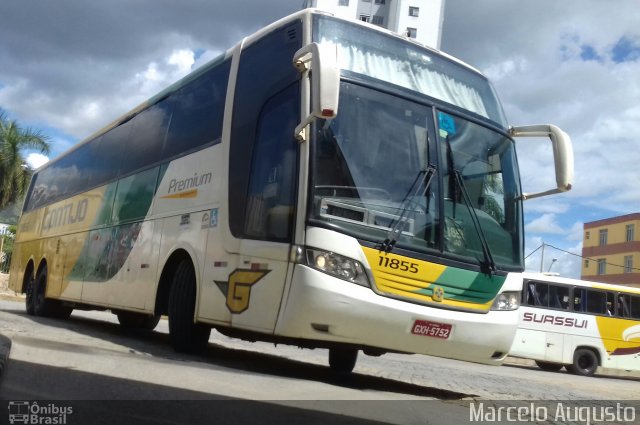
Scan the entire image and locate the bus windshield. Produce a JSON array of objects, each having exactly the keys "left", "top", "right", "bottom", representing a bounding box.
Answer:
[
  {"left": 314, "top": 15, "right": 507, "bottom": 127},
  {"left": 310, "top": 81, "right": 523, "bottom": 270}
]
